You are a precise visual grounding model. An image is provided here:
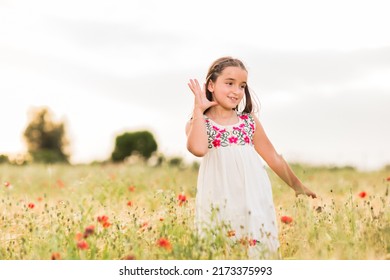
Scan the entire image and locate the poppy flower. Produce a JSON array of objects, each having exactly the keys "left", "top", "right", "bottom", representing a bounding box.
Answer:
[
  {"left": 178, "top": 193, "right": 187, "bottom": 206},
  {"left": 77, "top": 240, "right": 89, "bottom": 250},
  {"left": 358, "top": 191, "right": 367, "bottom": 198},
  {"left": 239, "top": 237, "right": 255, "bottom": 246},
  {"left": 75, "top": 232, "right": 84, "bottom": 241},
  {"left": 122, "top": 255, "right": 136, "bottom": 260},
  {"left": 281, "top": 216, "right": 293, "bottom": 224},
  {"left": 138, "top": 221, "right": 149, "bottom": 232},
  {"left": 157, "top": 238, "right": 172, "bottom": 251},
  {"left": 83, "top": 225, "right": 95, "bottom": 238},
  {"left": 97, "top": 215, "right": 111, "bottom": 228},
  {"left": 56, "top": 179, "right": 65, "bottom": 188},
  {"left": 51, "top": 252, "right": 61, "bottom": 260},
  {"left": 386, "top": 177, "right": 390, "bottom": 182},
  {"left": 28, "top": 203, "right": 35, "bottom": 209},
  {"left": 102, "top": 221, "right": 111, "bottom": 228},
  {"left": 97, "top": 215, "right": 109, "bottom": 223},
  {"left": 127, "top": 201, "right": 133, "bottom": 207},
  {"left": 128, "top": 185, "right": 136, "bottom": 192},
  {"left": 4, "top": 181, "right": 13, "bottom": 189}
]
